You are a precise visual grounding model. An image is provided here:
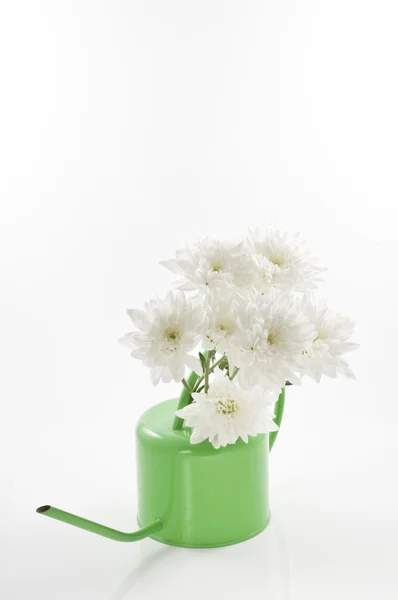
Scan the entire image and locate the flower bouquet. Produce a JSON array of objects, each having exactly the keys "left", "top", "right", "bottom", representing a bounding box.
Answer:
[
  {"left": 121, "top": 226, "right": 357, "bottom": 449},
  {"left": 37, "top": 226, "right": 357, "bottom": 548}
]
